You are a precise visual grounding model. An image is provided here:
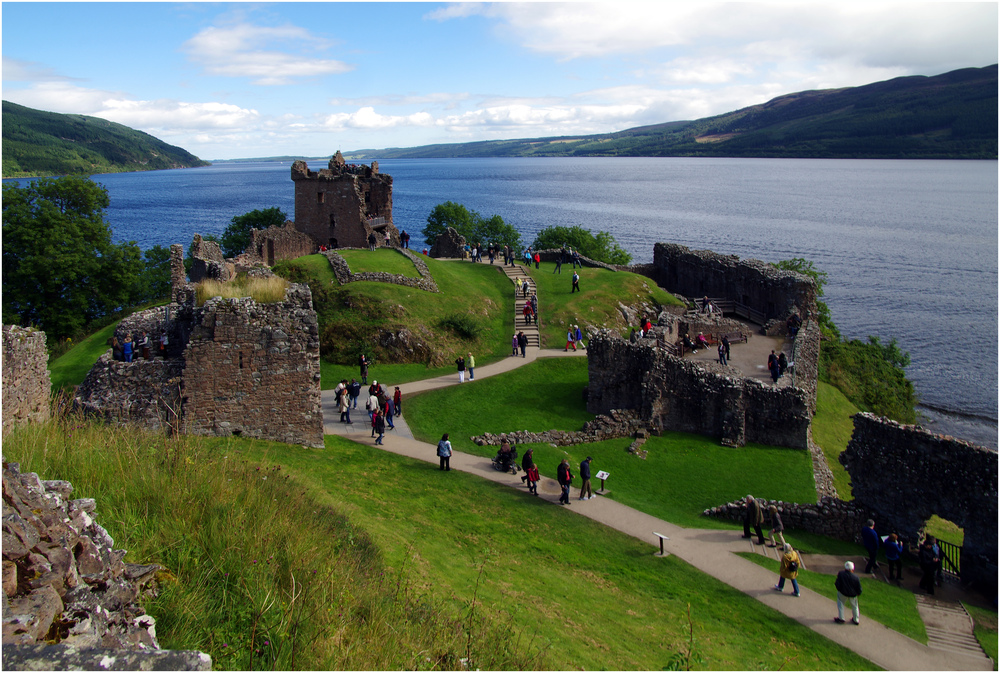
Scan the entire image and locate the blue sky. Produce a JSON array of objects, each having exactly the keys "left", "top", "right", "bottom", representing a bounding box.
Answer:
[{"left": 3, "top": 2, "right": 996, "bottom": 160}]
